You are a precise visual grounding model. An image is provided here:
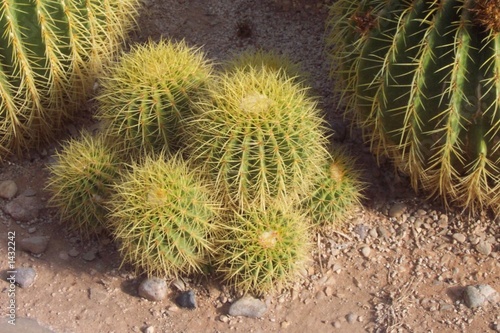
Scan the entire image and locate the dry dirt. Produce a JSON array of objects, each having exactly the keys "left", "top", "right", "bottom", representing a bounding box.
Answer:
[{"left": 0, "top": 1, "right": 499, "bottom": 332}]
